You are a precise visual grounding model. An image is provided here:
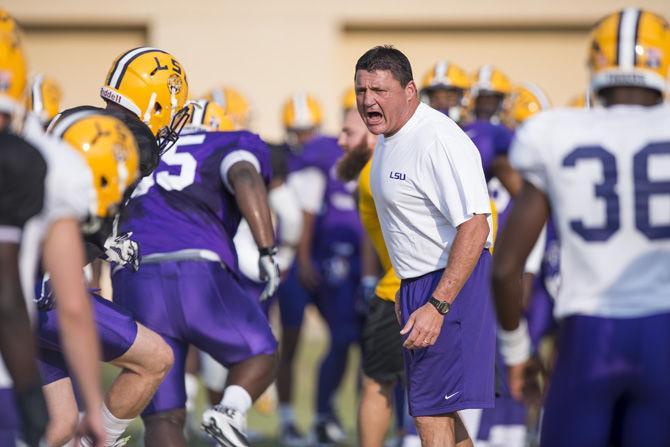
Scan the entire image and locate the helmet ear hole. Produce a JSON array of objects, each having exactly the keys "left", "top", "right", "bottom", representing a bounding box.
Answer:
[
  {"left": 100, "top": 176, "right": 108, "bottom": 188},
  {"left": 154, "top": 101, "right": 162, "bottom": 114}
]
